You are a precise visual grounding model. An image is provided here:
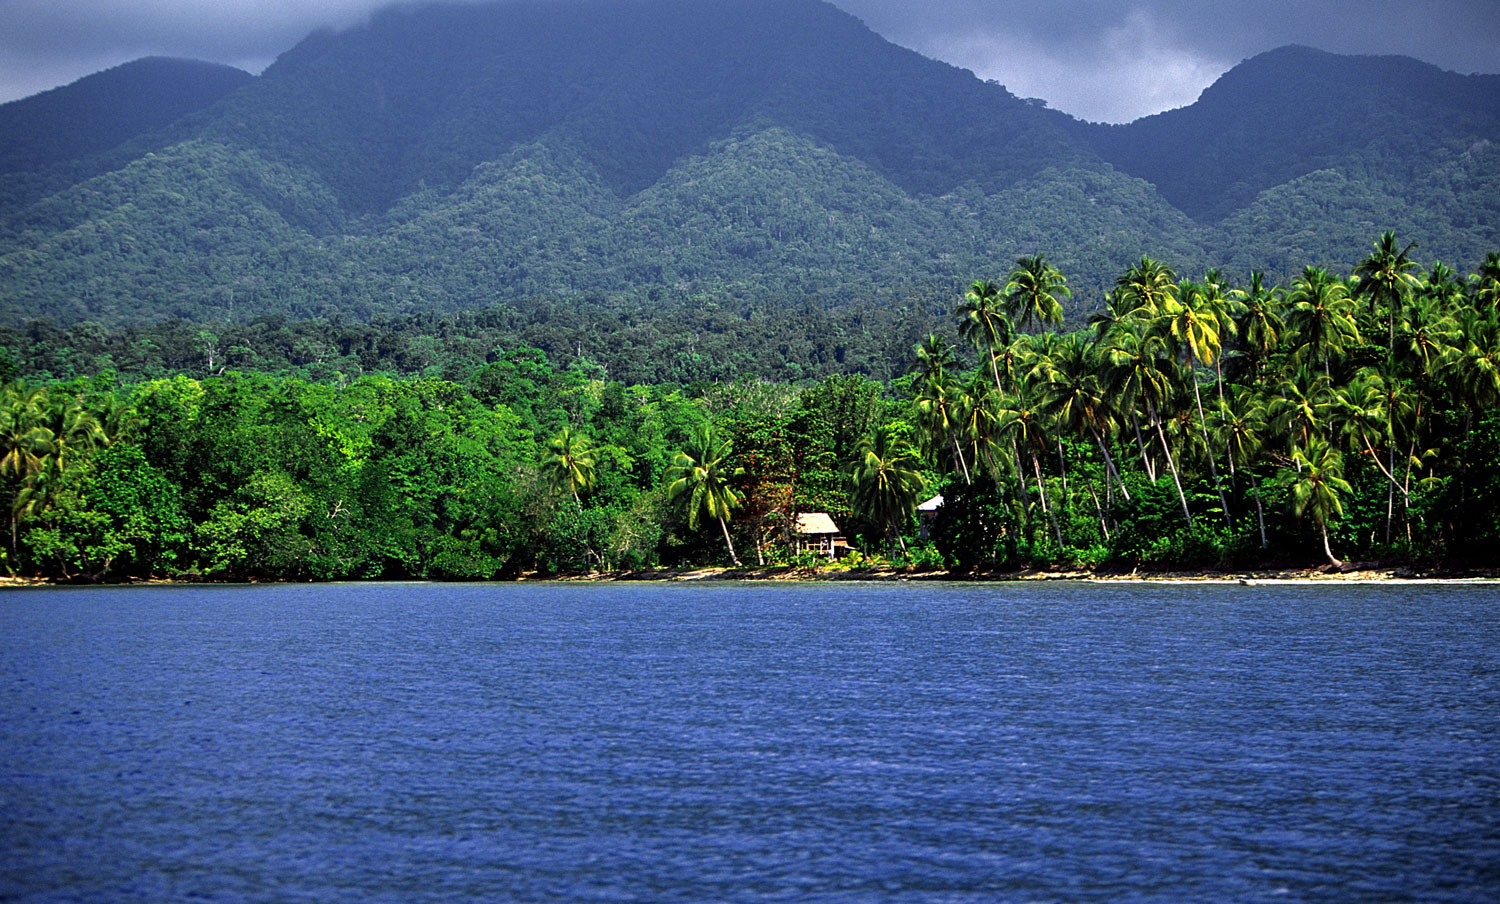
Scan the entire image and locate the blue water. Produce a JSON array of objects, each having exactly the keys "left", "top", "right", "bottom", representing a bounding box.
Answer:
[{"left": 2, "top": 581, "right": 1498, "bottom": 903}]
